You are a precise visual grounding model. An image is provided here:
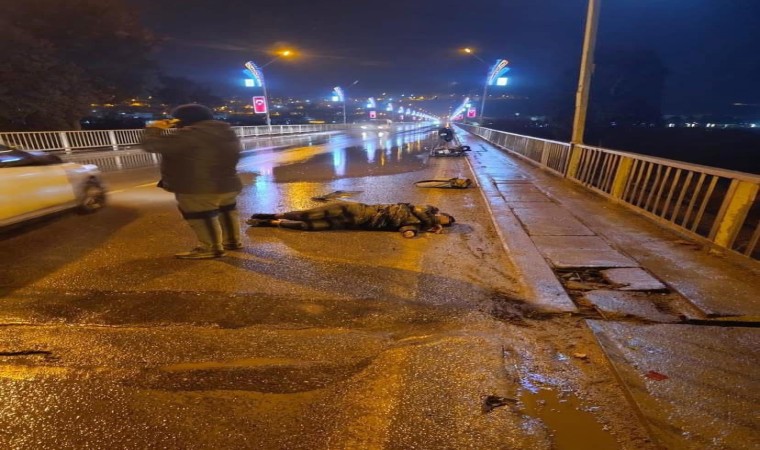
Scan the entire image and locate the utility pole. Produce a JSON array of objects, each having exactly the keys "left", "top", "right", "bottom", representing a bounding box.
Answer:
[
  {"left": 567, "top": 0, "right": 601, "bottom": 179},
  {"left": 261, "top": 76, "right": 272, "bottom": 129},
  {"left": 480, "top": 82, "right": 488, "bottom": 124},
  {"left": 571, "top": 0, "right": 601, "bottom": 145}
]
